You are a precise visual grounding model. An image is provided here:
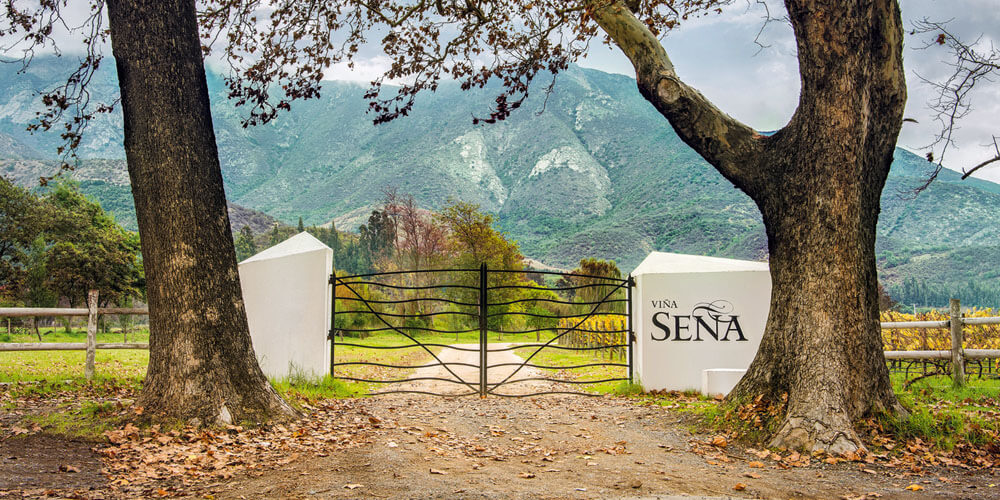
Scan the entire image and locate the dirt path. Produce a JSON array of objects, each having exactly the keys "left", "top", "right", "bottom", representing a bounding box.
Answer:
[
  {"left": 3, "top": 387, "right": 999, "bottom": 499},
  {"left": 208, "top": 396, "right": 996, "bottom": 500},
  {"left": 379, "top": 343, "right": 561, "bottom": 396}
]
